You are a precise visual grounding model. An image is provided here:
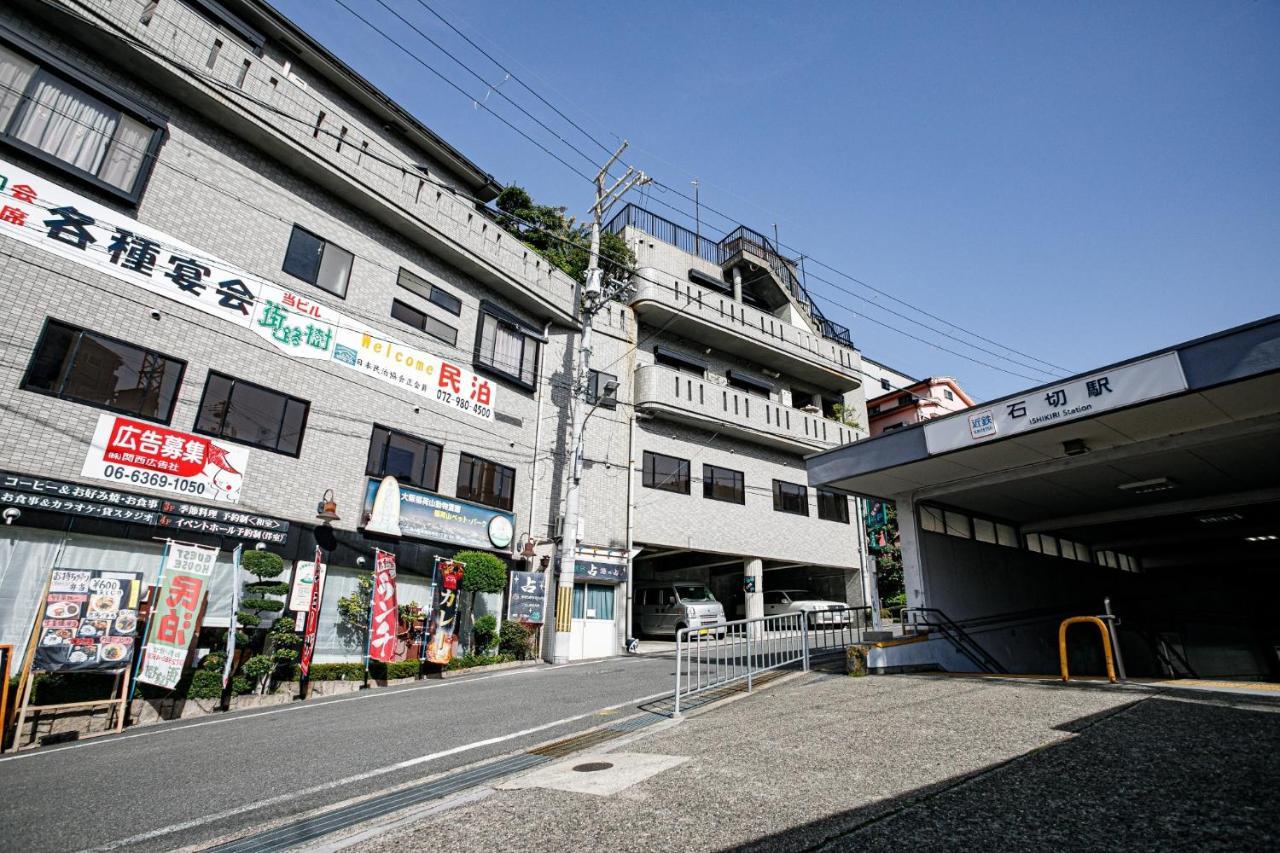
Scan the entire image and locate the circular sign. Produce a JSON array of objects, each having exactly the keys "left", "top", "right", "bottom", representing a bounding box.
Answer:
[{"left": 487, "top": 515, "right": 514, "bottom": 549}]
